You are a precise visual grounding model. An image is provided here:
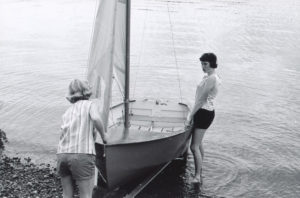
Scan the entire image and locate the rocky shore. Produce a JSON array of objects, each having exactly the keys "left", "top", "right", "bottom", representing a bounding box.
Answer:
[
  {"left": 0, "top": 155, "right": 66, "bottom": 198},
  {"left": 0, "top": 129, "right": 79, "bottom": 198}
]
